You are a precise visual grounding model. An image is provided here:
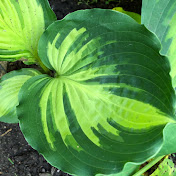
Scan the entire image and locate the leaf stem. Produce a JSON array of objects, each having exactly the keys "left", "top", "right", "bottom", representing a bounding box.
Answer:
[
  {"left": 132, "top": 155, "right": 165, "bottom": 176},
  {"left": 38, "top": 60, "right": 50, "bottom": 74}
]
